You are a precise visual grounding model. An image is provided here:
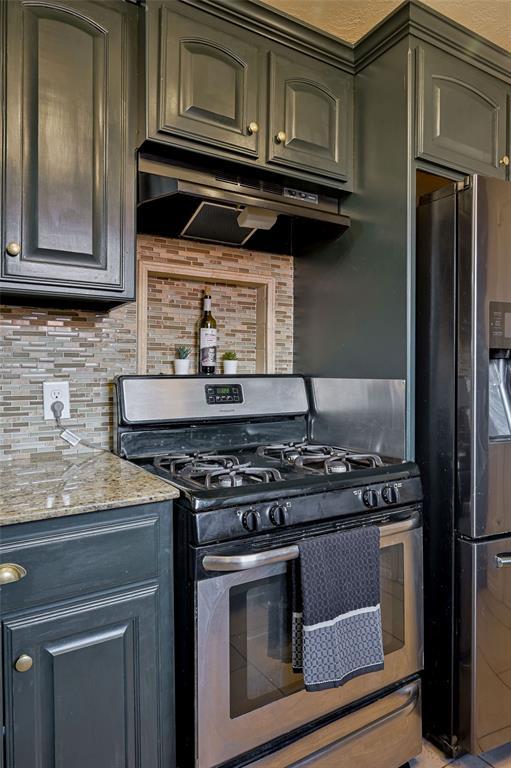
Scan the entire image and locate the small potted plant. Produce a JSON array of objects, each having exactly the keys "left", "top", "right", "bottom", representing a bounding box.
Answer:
[
  {"left": 174, "top": 345, "right": 191, "bottom": 375},
  {"left": 222, "top": 350, "right": 238, "bottom": 375}
]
